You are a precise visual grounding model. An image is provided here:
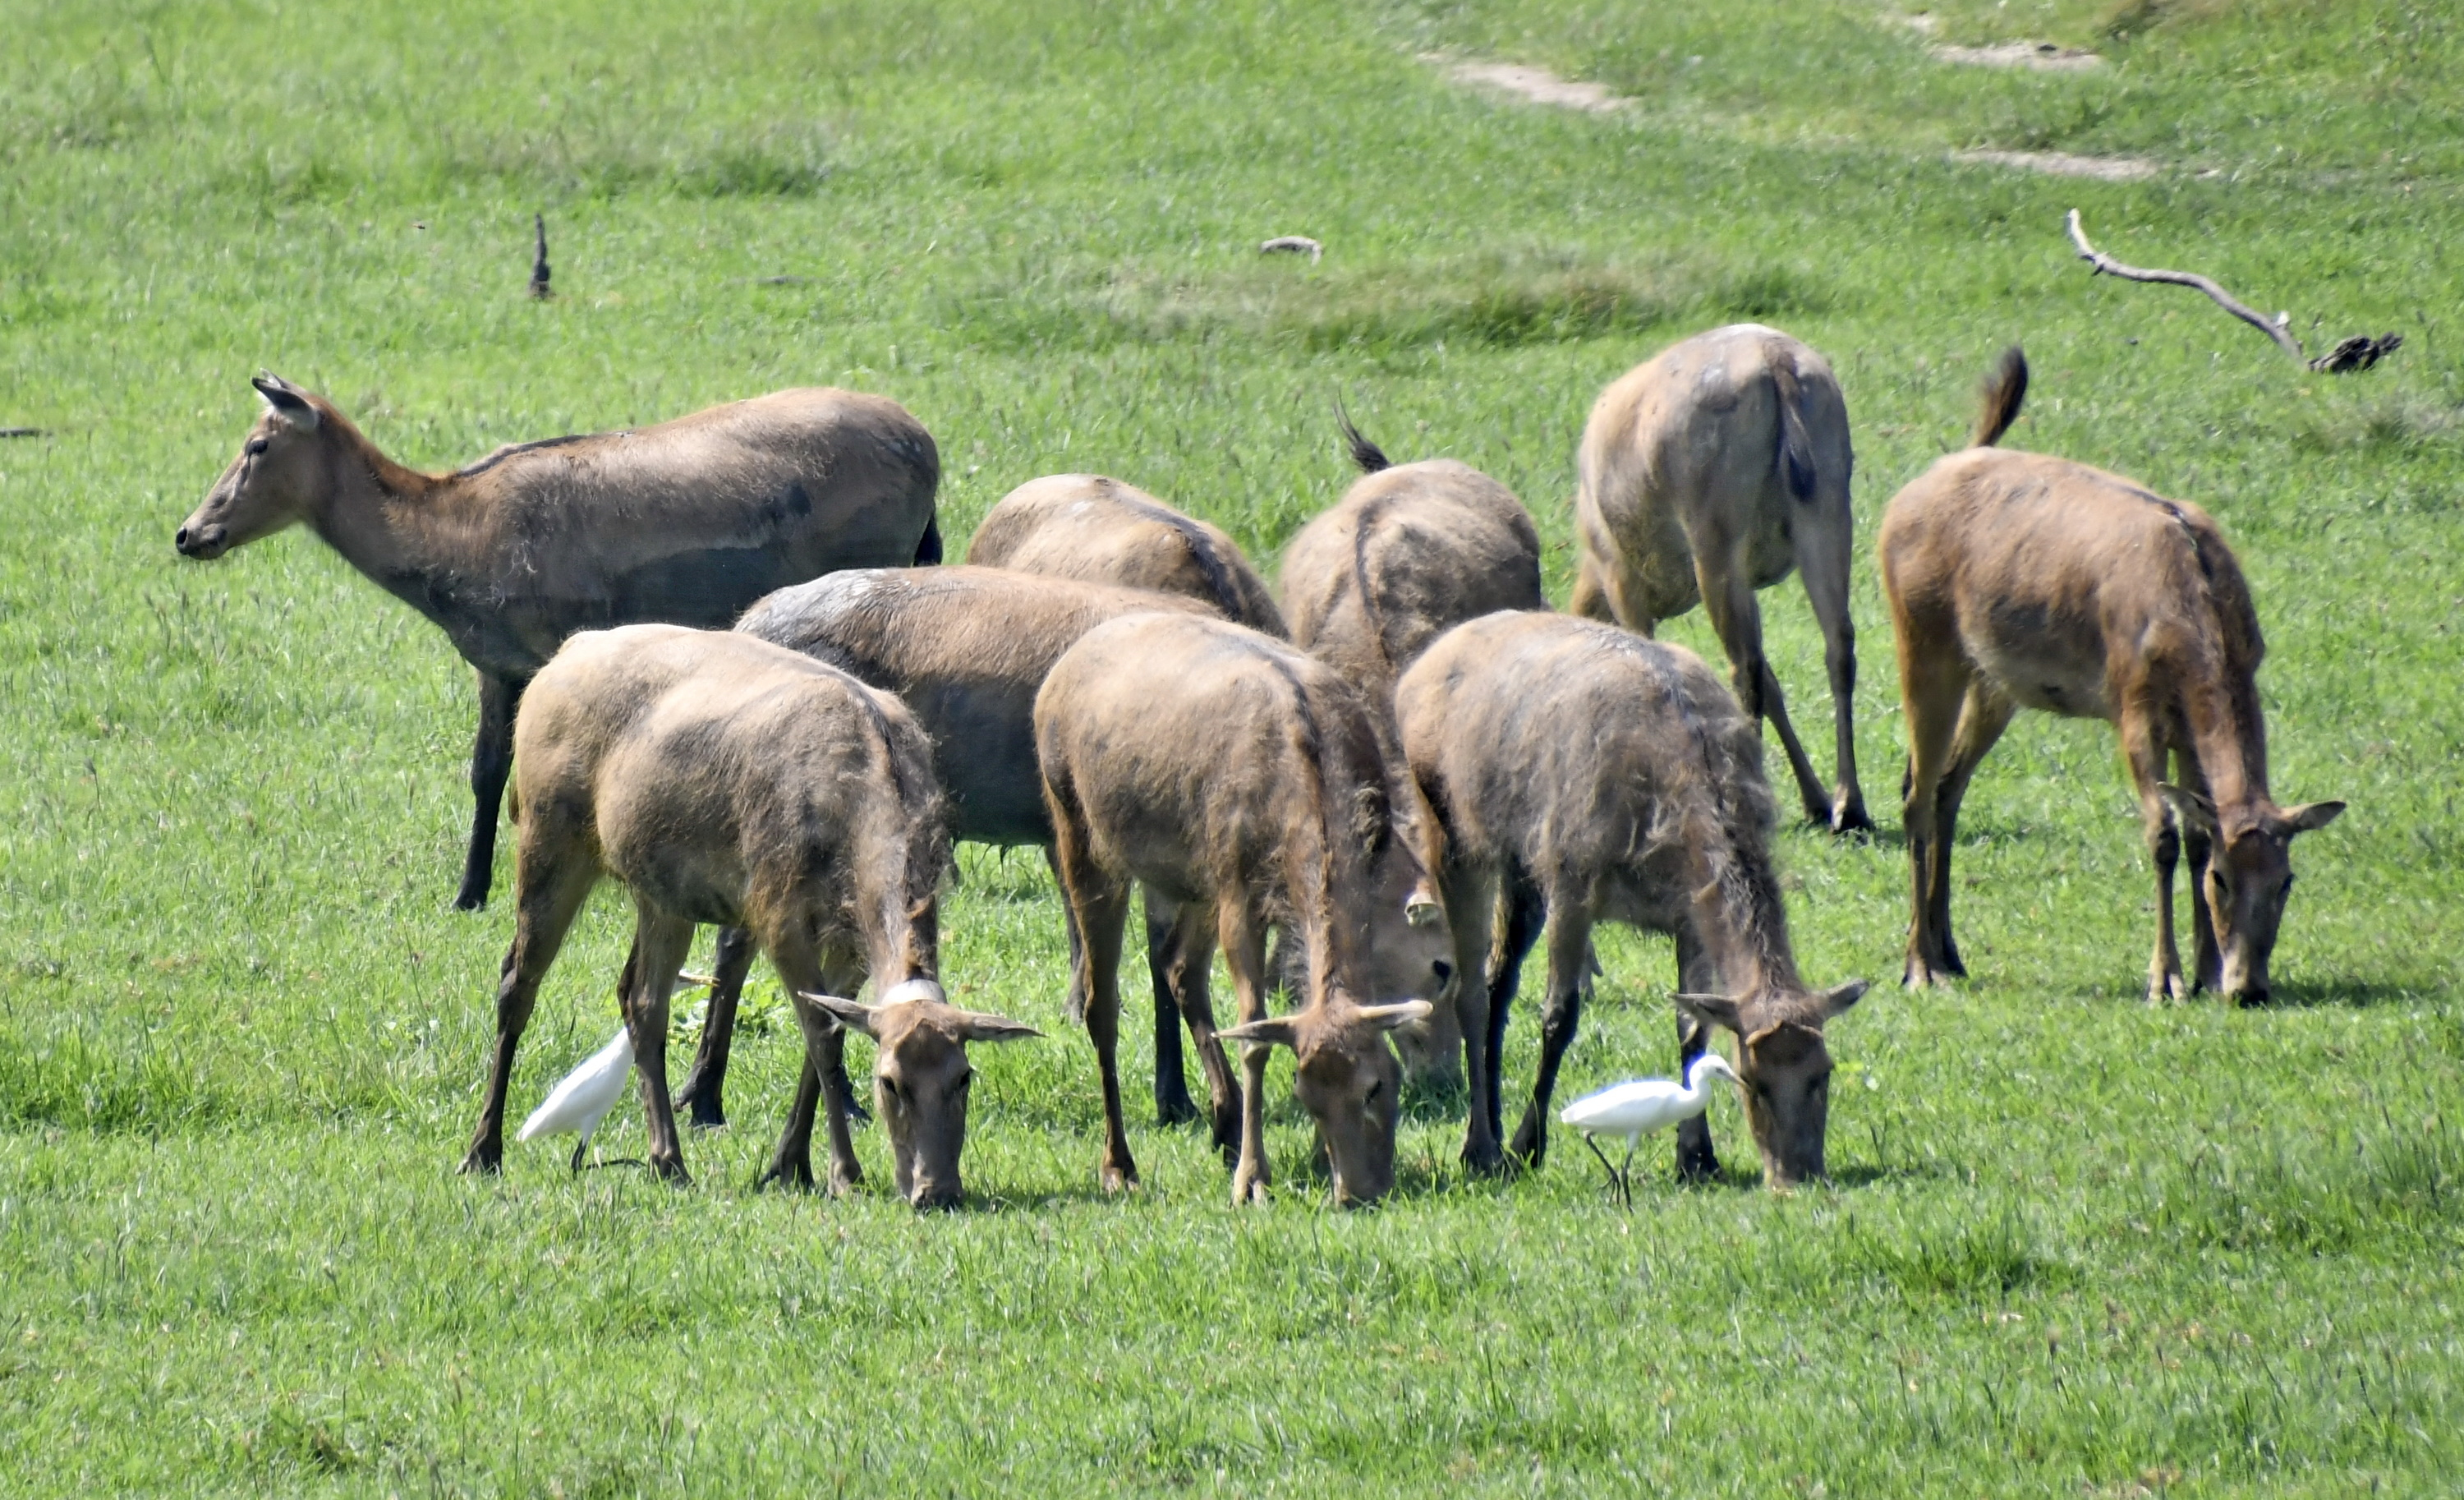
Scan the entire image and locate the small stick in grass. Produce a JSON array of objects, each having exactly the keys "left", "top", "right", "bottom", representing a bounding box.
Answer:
[
  {"left": 2066, "top": 209, "right": 2400, "bottom": 372},
  {"left": 529, "top": 213, "right": 553, "bottom": 300}
]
